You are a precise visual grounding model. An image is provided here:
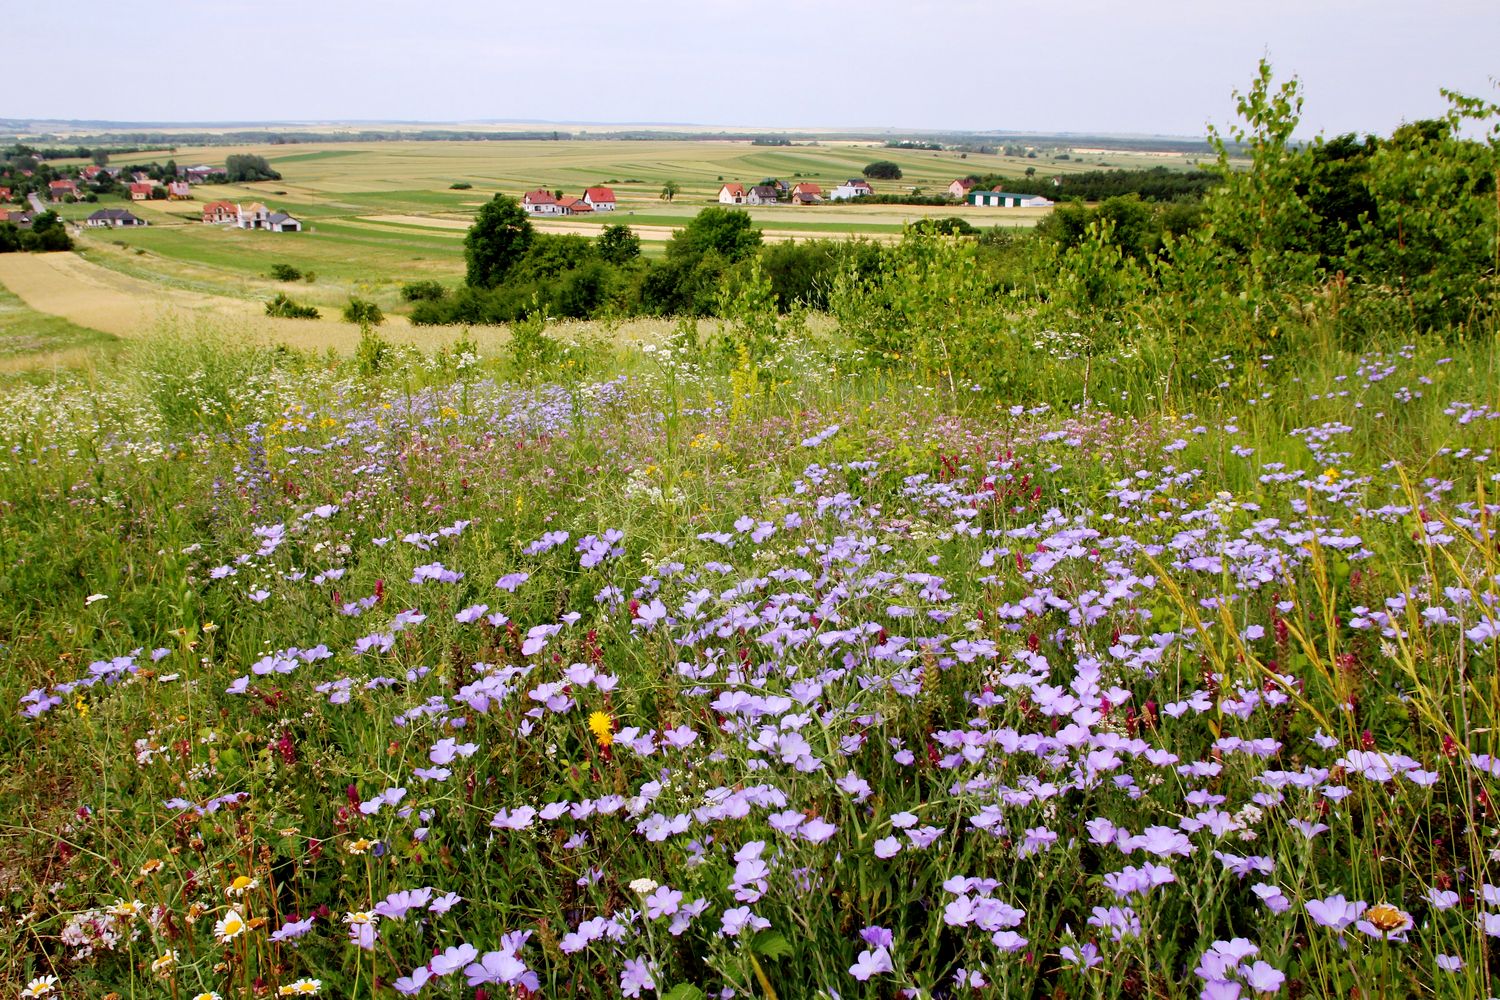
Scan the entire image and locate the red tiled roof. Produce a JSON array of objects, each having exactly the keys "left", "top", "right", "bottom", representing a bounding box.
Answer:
[
  {"left": 130, "top": 183, "right": 154, "bottom": 195},
  {"left": 721, "top": 183, "right": 744, "bottom": 196},
  {"left": 523, "top": 189, "right": 557, "bottom": 204},
  {"left": 584, "top": 186, "right": 615, "bottom": 203}
]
